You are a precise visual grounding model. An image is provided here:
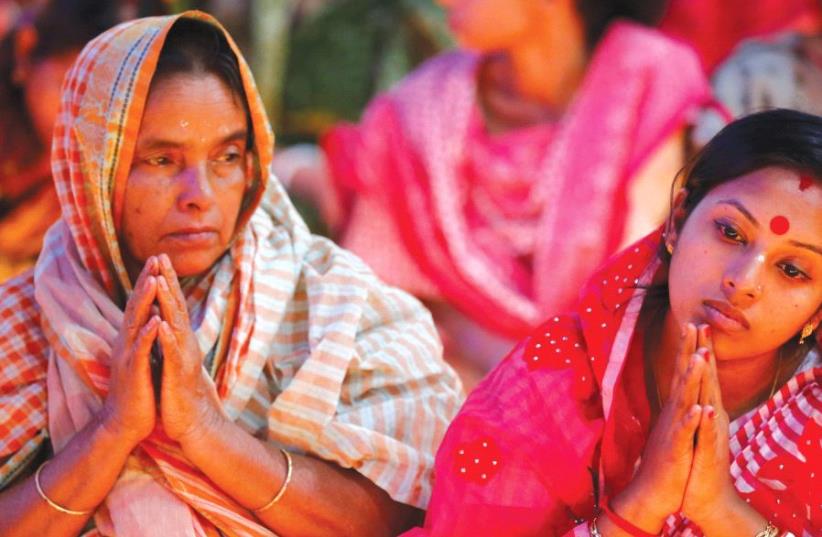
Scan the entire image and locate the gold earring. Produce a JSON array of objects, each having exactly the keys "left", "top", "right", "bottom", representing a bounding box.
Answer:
[
  {"left": 799, "top": 323, "right": 816, "bottom": 345},
  {"left": 666, "top": 242, "right": 674, "bottom": 255}
]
